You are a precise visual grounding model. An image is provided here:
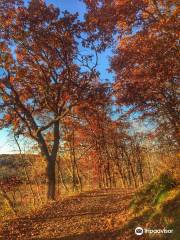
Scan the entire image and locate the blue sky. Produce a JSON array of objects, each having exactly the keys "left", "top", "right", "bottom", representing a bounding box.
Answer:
[{"left": 0, "top": 0, "right": 113, "bottom": 154}]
